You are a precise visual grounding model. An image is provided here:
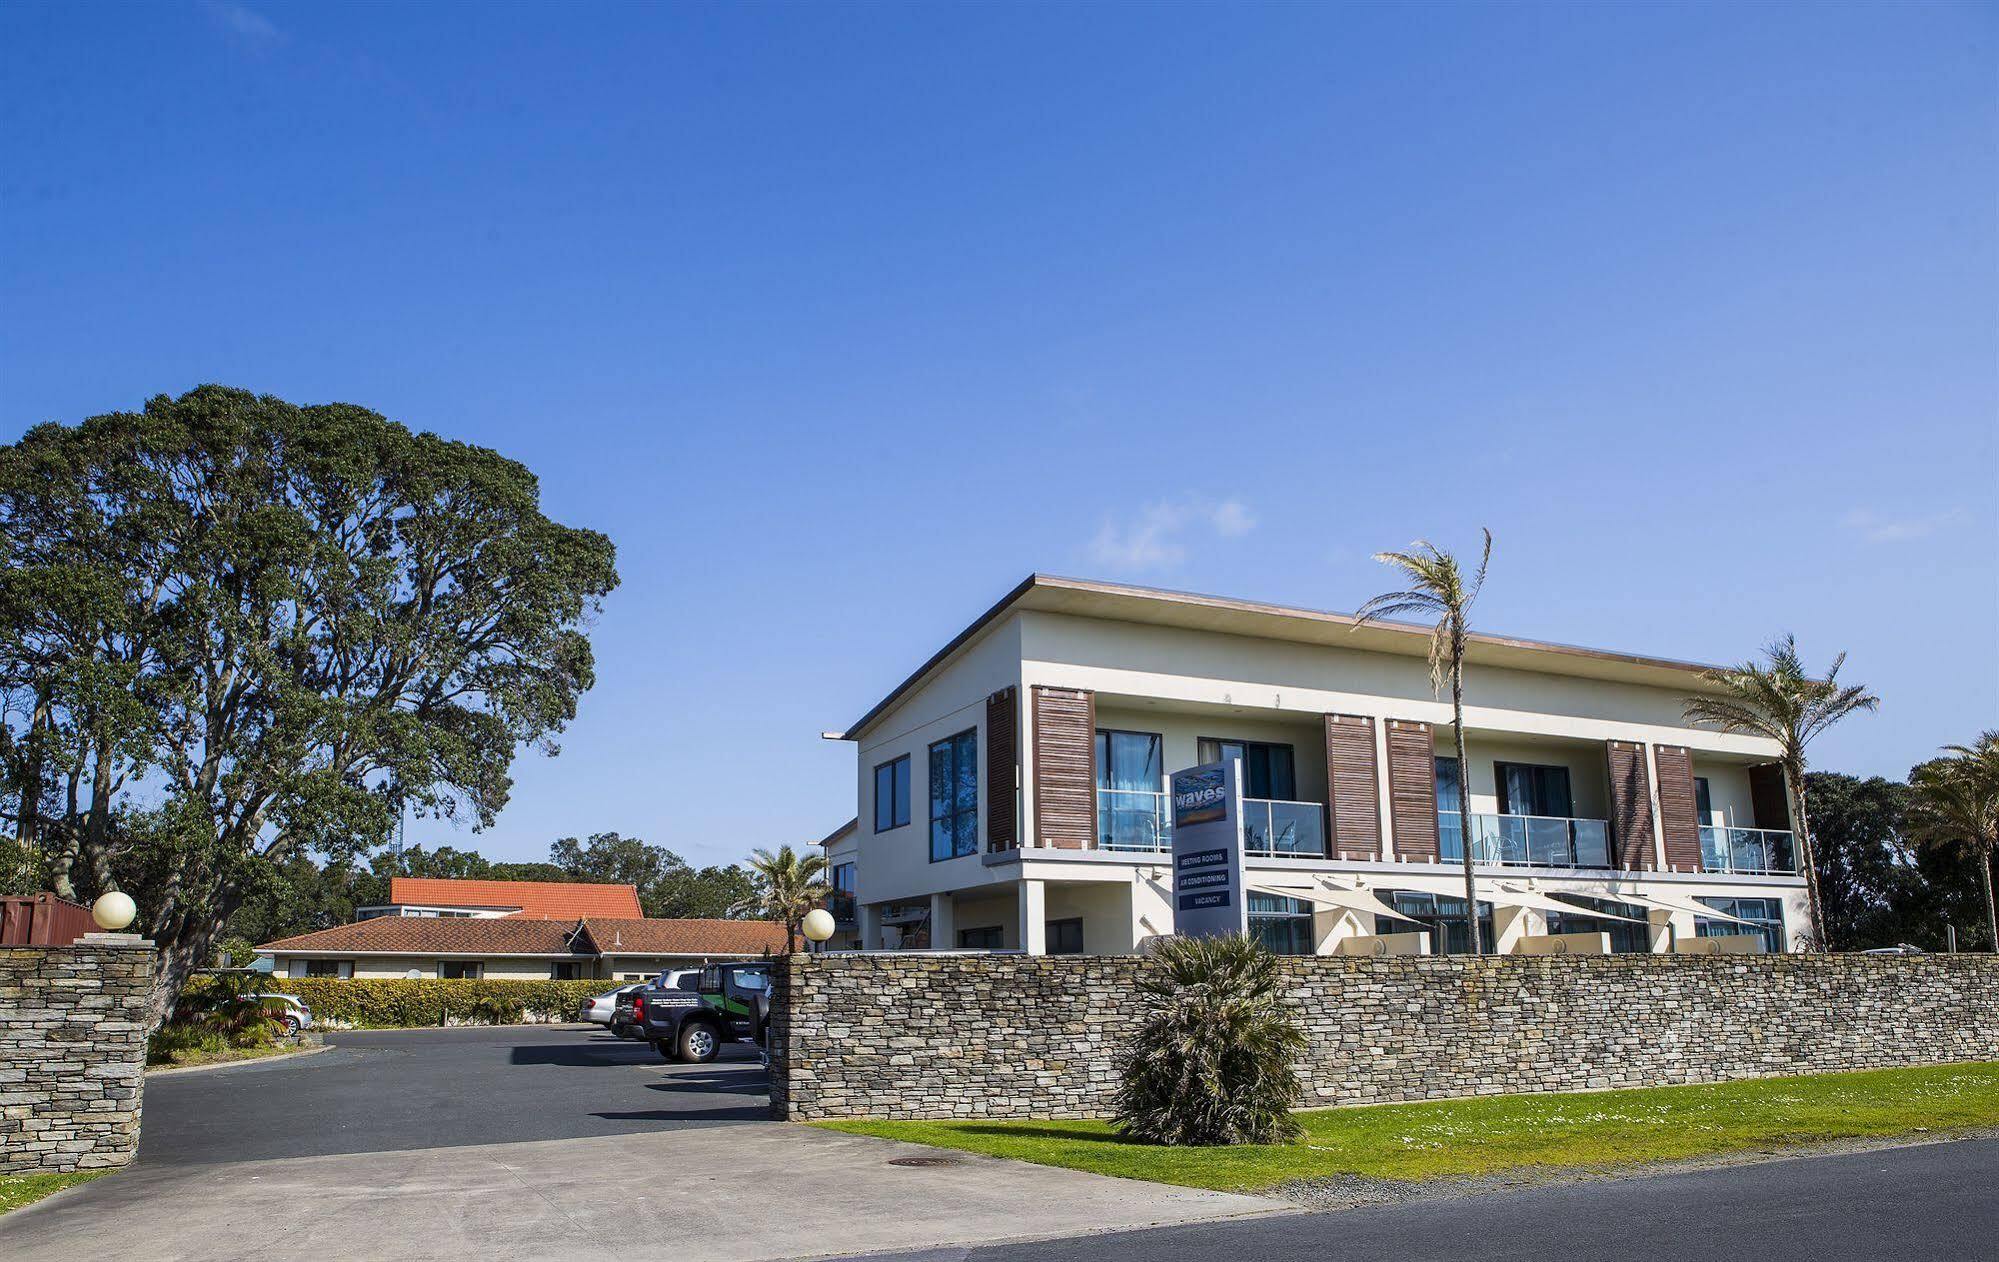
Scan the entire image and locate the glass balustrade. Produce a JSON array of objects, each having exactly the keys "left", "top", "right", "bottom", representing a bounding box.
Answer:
[
  {"left": 1242, "top": 799, "right": 1327, "bottom": 857},
  {"left": 1699, "top": 827, "right": 1798, "bottom": 874},
  {"left": 1440, "top": 812, "right": 1613, "bottom": 869},
  {"left": 1097, "top": 789, "right": 1171, "bottom": 852},
  {"left": 1094, "top": 791, "right": 1329, "bottom": 856}
]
